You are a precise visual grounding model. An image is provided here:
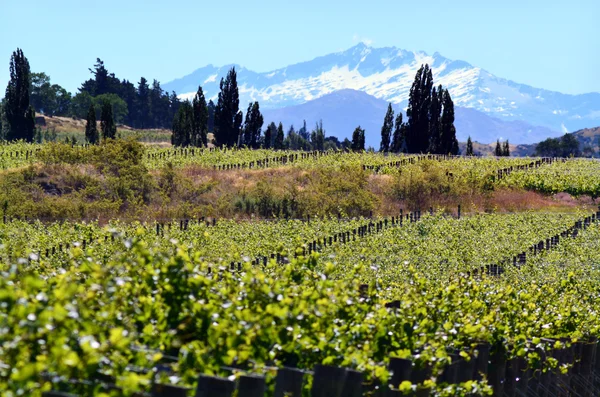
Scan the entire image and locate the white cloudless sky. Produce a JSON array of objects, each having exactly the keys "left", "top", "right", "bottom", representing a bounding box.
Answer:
[{"left": 0, "top": 0, "right": 598, "bottom": 95}]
